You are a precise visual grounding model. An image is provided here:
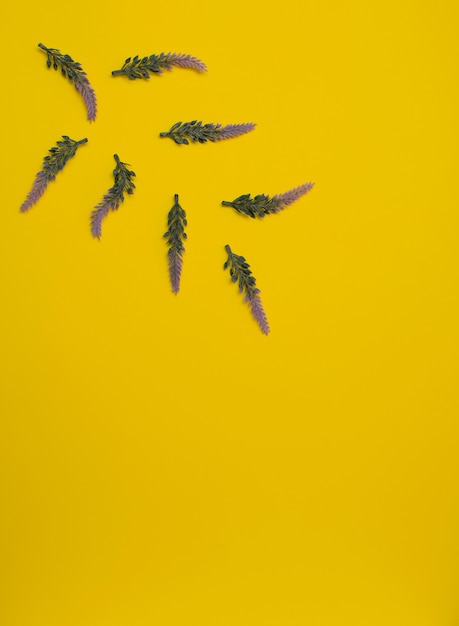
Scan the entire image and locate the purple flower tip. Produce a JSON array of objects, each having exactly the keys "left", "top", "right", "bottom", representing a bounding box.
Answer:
[
  {"left": 247, "top": 291, "right": 270, "bottom": 334},
  {"left": 76, "top": 77, "right": 97, "bottom": 121},
  {"left": 90, "top": 201, "right": 110, "bottom": 238},
  {"left": 20, "top": 171, "right": 50, "bottom": 212},
  {"left": 168, "top": 249, "right": 183, "bottom": 294},
  {"left": 169, "top": 53, "right": 207, "bottom": 73},
  {"left": 218, "top": 123, "right": 256, "bottom": 140},
  {"left": 273, "top": 182, "right": 314, "bottom": 210}
]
